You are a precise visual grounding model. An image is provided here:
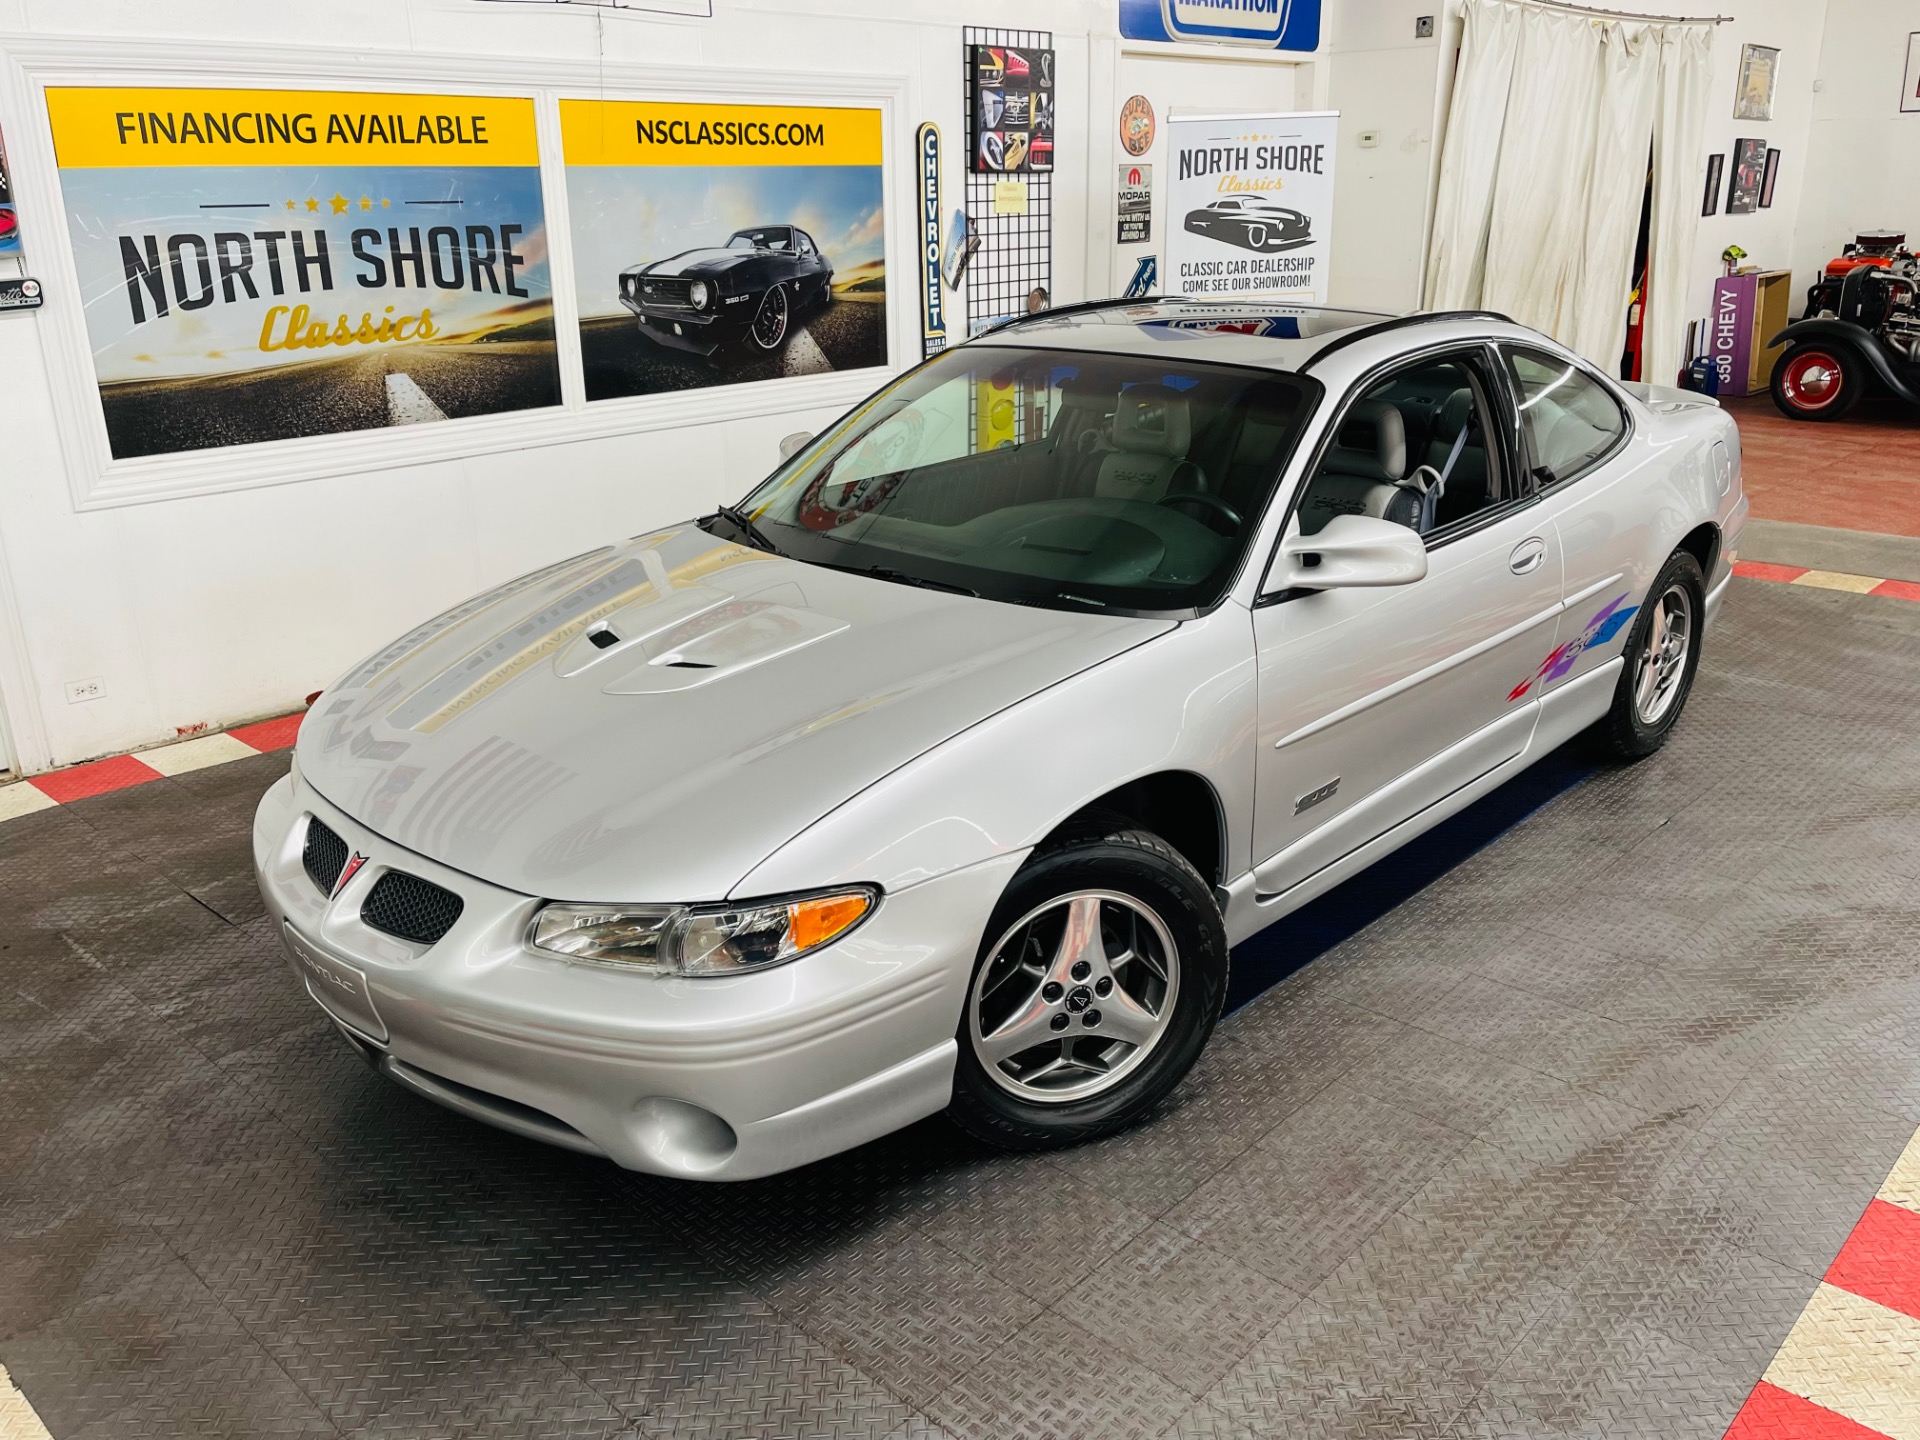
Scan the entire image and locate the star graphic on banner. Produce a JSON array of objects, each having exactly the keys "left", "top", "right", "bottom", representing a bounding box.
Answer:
[
  {"left": 359, "top": 195, "right": 373, "bottom": 211},
  {"left": 305, "top": 197, "right": 320, "bottom": 213},
  {"left": 381, "top": 198, "right": 391, "bottom": 208},
  {"left": 329, "top": 193, "right": 350, "bottom": 215},
  {"left": 284, "top": 199, "right": 296, "bottom": 211}
]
